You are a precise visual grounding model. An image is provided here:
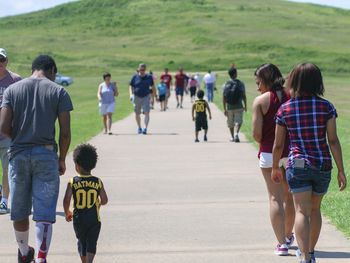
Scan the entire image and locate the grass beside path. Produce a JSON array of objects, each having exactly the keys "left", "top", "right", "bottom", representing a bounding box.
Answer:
[{"left": 214, "top": 70, "right": 350, "bottom": 237}]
